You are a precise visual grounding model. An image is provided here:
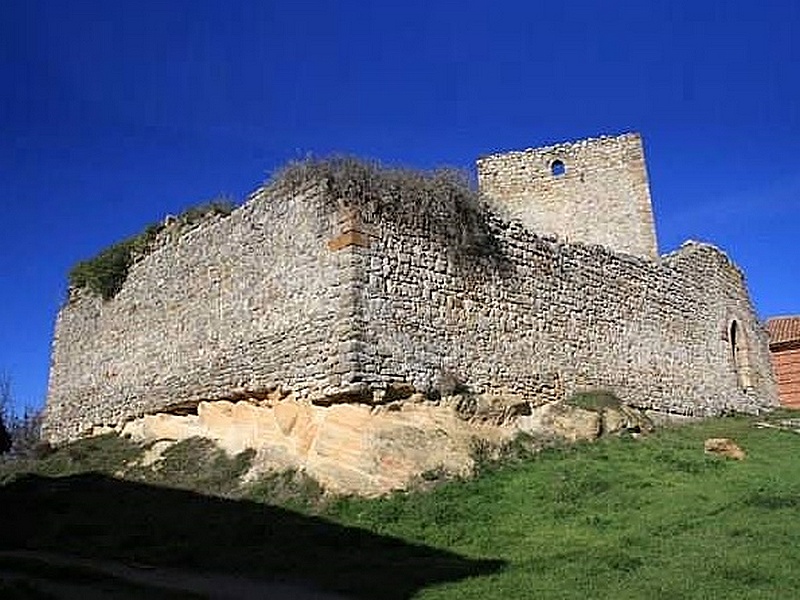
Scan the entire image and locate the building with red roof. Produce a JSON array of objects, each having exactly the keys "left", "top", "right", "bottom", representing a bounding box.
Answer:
[{"left": 766, "top": 316, "right": 800, "bottom": 409}]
